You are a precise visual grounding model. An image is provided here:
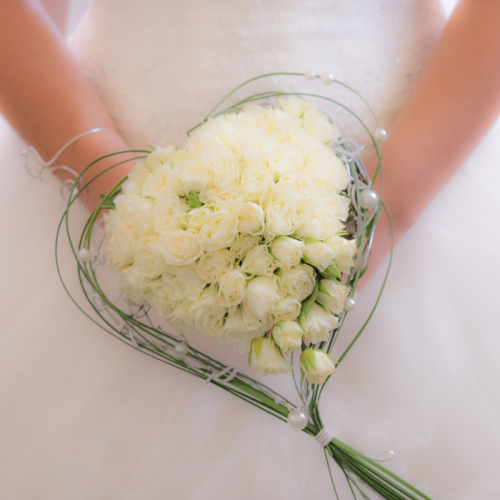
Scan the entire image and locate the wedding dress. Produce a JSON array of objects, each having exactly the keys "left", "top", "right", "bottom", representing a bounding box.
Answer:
[{"left": 1, "top": 0, "right": 500, "bottom": 498}]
